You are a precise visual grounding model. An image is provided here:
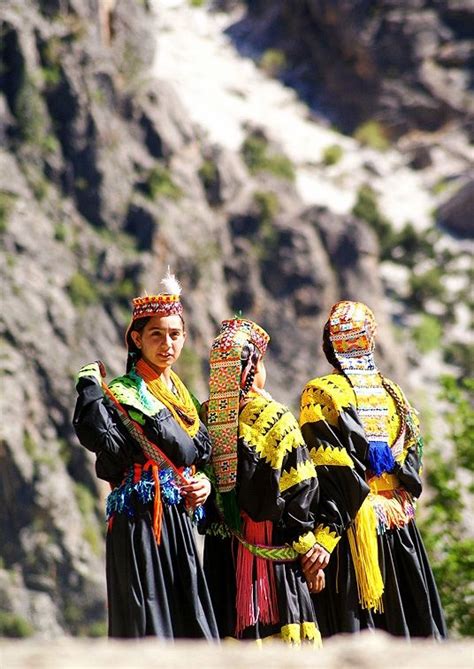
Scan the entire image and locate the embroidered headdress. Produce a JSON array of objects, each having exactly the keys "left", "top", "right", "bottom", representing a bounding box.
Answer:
[
  {"left": 125, "top": 269, "right": 183, "bottom": 354},
  {"left": 208, "top": 318, "right": 270, "bottom": 500},
  {"left": 326, "top": 300, "right": 395, "bottom": 476}
]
